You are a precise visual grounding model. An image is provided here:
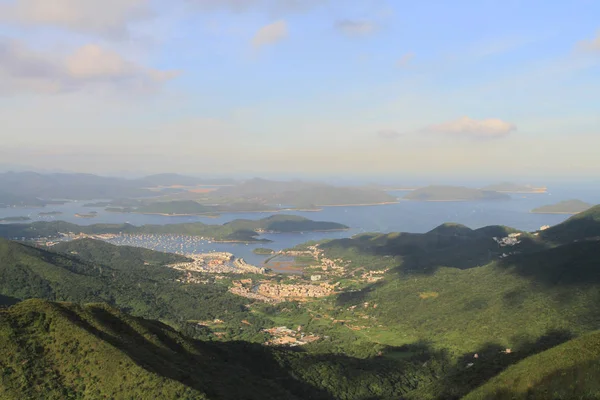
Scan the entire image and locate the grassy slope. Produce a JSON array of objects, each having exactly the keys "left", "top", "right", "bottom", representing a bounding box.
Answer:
[
  {"left": 462, "top": 330, "right": 600, "bottom": 400},
  {"left": 333, "top": 239, "right": 600, "bottom": 354},
  {"left": 0, "top": 299, "right": 445, "bottom": 400}
]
